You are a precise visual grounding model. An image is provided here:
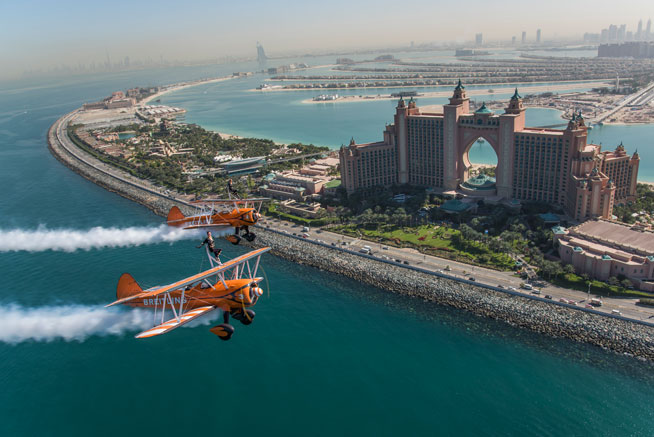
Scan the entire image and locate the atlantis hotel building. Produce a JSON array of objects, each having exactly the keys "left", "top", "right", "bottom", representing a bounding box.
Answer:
[{"left": 339, "top": 82, "right": 639, "bottom": 220}]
